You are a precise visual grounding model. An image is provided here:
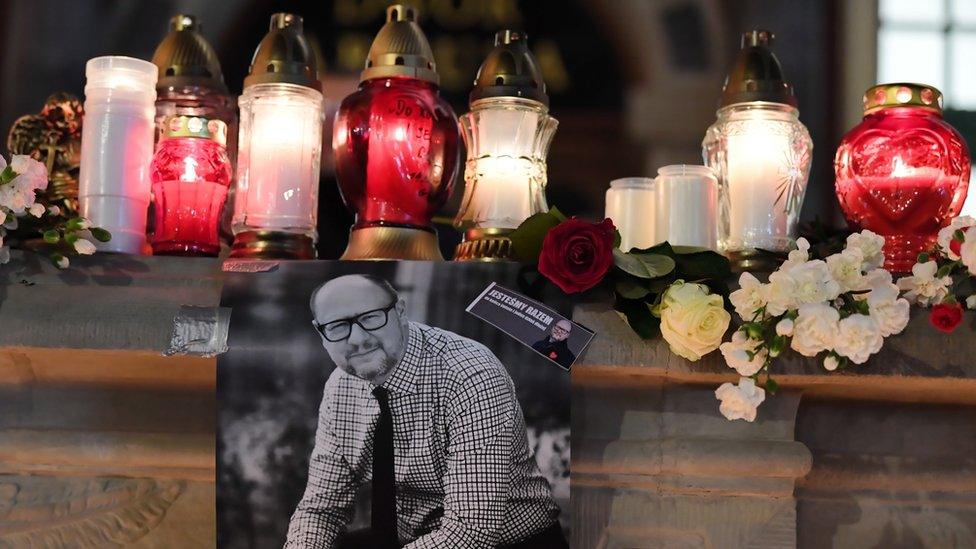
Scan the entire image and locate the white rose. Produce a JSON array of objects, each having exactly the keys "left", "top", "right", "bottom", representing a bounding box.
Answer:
[
  {"left": 937, "top": 215, "right": 976, "bottom": 260},
  {"left": 729, "top": 272, "right": 766, "bottom": 320},
  {"left": 719, "top": 331, "right": 766, "bottom": 377},
  {"left": 896, "top": 260, "right": 951, "bottom": 306},
  {"left": 28, "top": 203, "right": 45, "bottom": 218},
  {"left": 775, "top": 318, "right": 794, "bottom": 336},
  {"left": 826, "top": 247, "right": 867, "bottom": 292},
  {"left": 791, "top": 303, "right": 840, "bottom": 357},
  {"left": 823, "top": 355, "right": 840, "bottom": 371},
  {"left": 845, "top": 230, "right": 886, "bottom": 270},
  {"left": 834, "top": 314, "right": 883, "bottom": 364},
  {"left": 715, "top": 377, "right": 766, "bottom": 422},
  {"left": 659, "top": 281, "right": 731, "bottom": 362},
  {"left": 967, "top": 295, "right": 976, "bottom": 310},
  {"left": 73, "top": 238, "right": 97, "bottom": 255}
]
